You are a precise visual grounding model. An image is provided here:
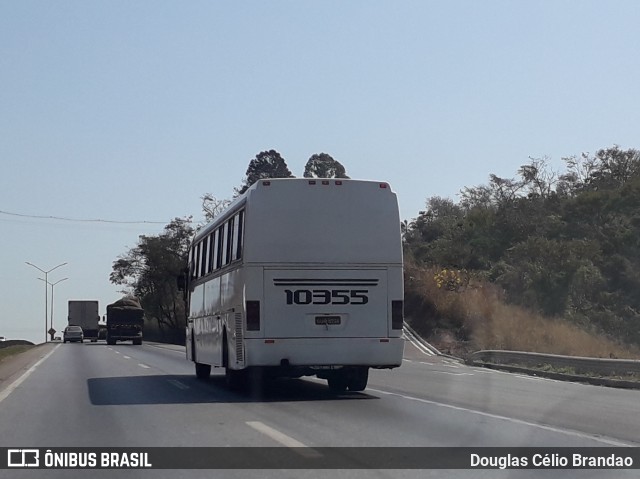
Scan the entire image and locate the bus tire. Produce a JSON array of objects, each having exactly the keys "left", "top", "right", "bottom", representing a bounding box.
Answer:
[
  {"left": 327, "top": 371, "right": 349, "bottom": 392},
  {"left": 347, "top": 367, "right": 369, "bottom": 392},
  {"left": 195, "top": 362, "right": 211, "bottom": 380}
]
